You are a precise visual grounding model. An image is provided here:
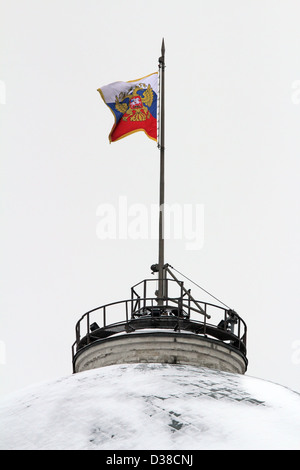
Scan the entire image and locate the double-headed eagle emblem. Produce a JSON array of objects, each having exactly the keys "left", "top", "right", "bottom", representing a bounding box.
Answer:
[{"left": 115, "top": 83, "right": 154, "bottom": 122}]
